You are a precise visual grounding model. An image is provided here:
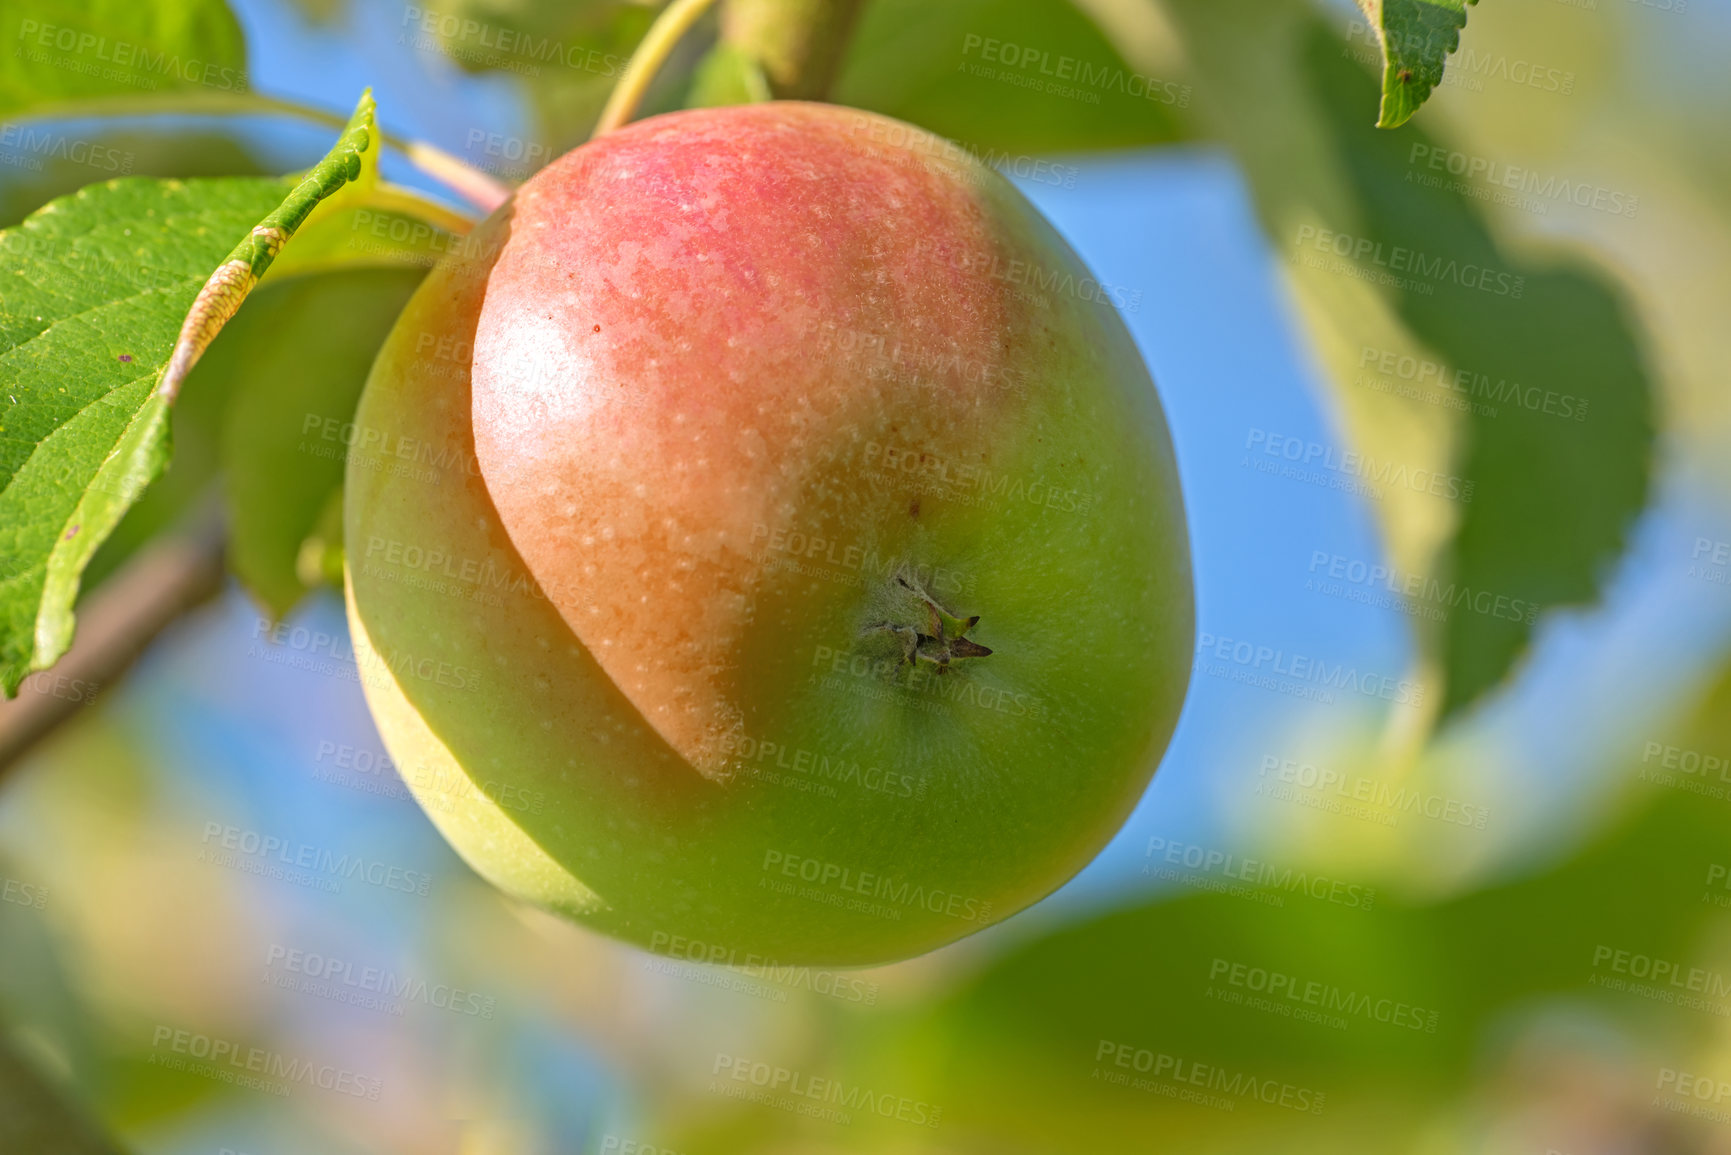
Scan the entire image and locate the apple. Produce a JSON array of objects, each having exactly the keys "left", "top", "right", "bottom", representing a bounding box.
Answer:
[{"left": 344, "top": 102, "right": 1190, "bottom": 966}]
